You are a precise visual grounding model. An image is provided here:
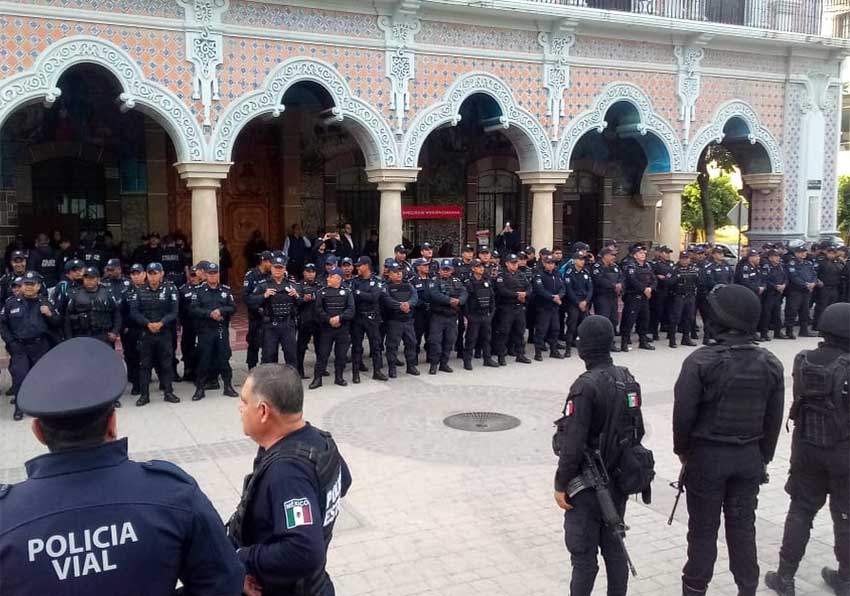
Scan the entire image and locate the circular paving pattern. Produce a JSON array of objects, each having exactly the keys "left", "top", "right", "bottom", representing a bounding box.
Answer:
[{"left": 443, "top": 411, "right": 522, "bottom": 432}]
